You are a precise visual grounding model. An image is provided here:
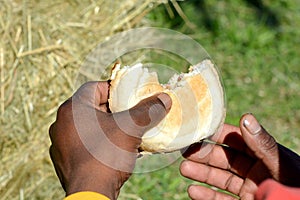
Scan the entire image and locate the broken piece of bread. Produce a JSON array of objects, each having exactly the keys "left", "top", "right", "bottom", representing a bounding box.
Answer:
[{"left": 109, "top": 60, "right": 226, "bottom": 153}]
